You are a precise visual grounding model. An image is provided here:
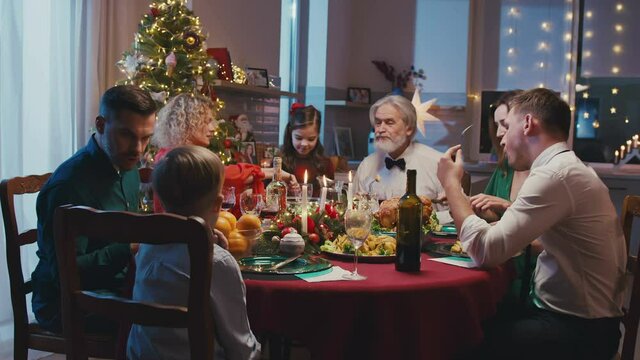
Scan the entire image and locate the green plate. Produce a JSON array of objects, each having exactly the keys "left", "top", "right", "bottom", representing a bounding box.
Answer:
[{"left": 238, "top": 255, "right": 332, "bottom": 275}]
